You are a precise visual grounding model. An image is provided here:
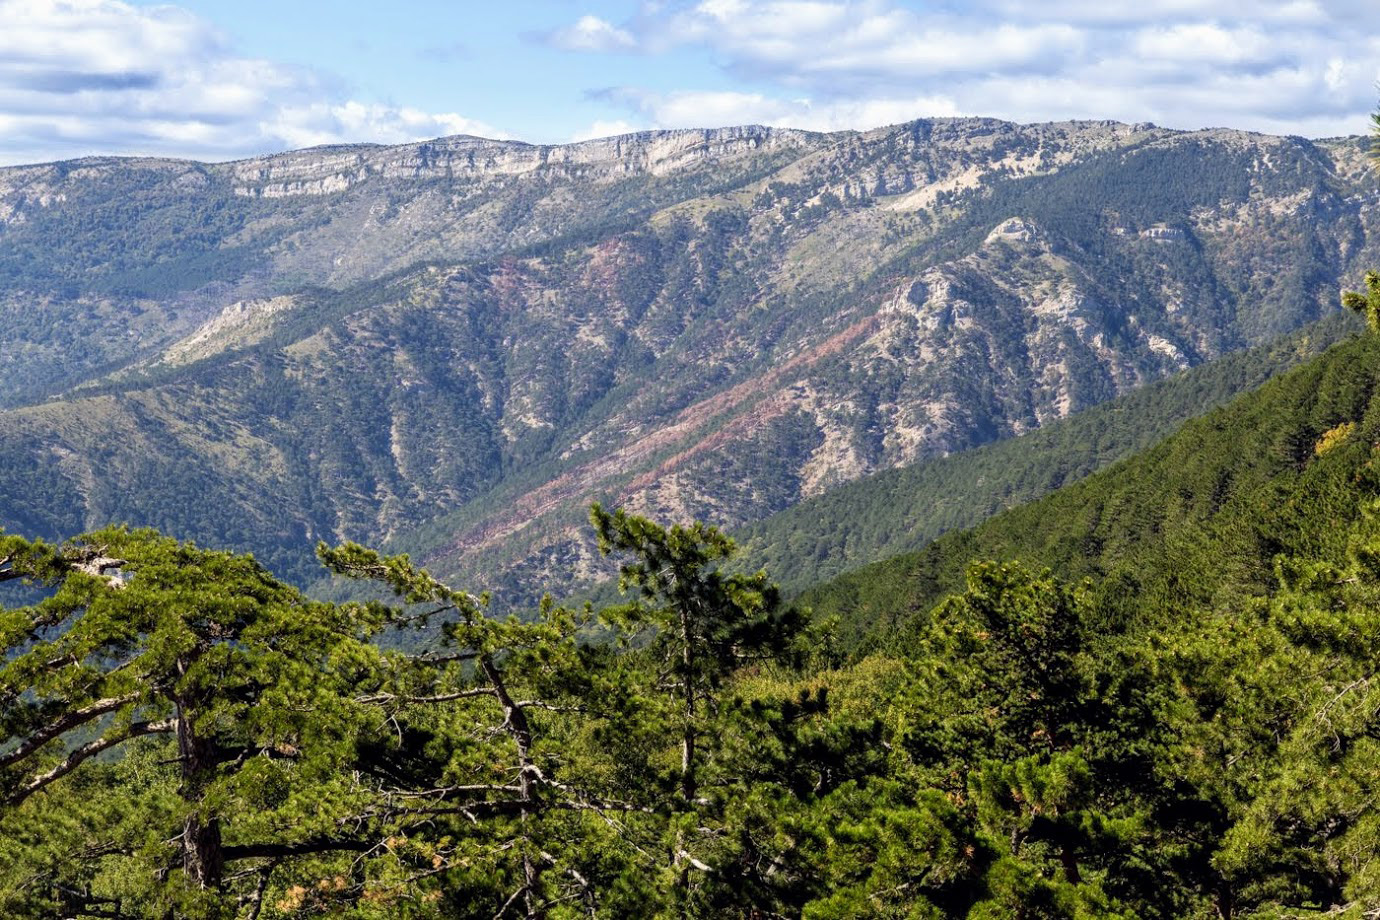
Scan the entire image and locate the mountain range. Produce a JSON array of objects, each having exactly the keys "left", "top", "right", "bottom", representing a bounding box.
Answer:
[{"left": 1, "top": 118, "right": 1377, "bottom": 601}]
